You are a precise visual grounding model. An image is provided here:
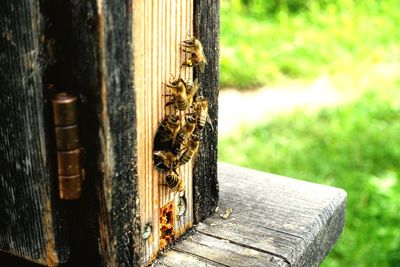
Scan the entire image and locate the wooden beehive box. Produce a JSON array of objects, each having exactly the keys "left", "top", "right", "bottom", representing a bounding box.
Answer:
[{"left": 0, "top": 0, "right": 219, "bottom": 266}]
